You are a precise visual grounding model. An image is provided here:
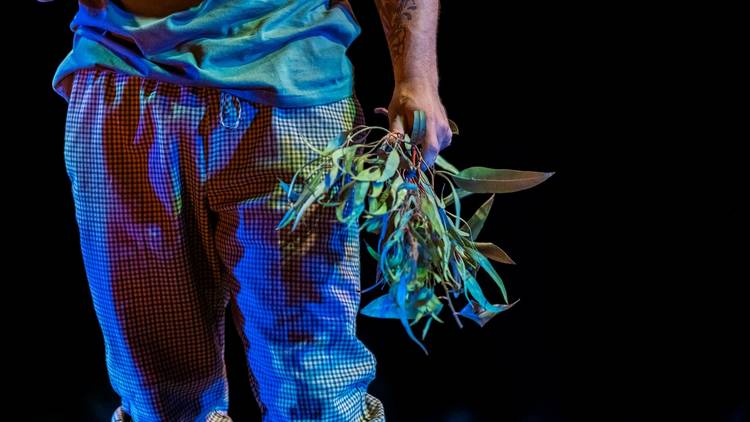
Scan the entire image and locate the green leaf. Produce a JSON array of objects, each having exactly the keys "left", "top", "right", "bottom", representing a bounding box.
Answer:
[
  {"left": 344, "top": 146, "right": 357, "bottom": 175},
  {"left": 435, "top": 155, "right": 460, "bottom": 175},
  {"left": 298, "top": 134, "right": 327, "bottom": 155},
  {"left": 345, "top": 180, "right": 370, "bottom": 224},
  {"left": 335, "top": 180, "right": 356, "bottom": 222},
  {"left": 458, "top": 299, "right": 518, "bottom": 327},
  {"left": 331, "top": 144, "right": 359, "bottom": 164},
  {"left": 448, "top": 118, "right": 459, "bottom": 135},
  {"left": 421, "top": 316, "right": 434, "bottom": 340},
  {"left": 420, "top": 174, "right": 444, "bottom": 208},
  {"left": 293, "top": 163, "right": 325, "bottom": 204},
  {"left": 280, "top": 174, "right": 302, "bottom": 203},
  {"left": 275, "top": 205, "right": 296, "bottom": 230},
  {"left": 468, "top": 247, "right": 508, "bottom": 303},
  {"left": 377, "top": 148, "right": 401, "bottom": 182},
  {"left": 360, "top": 293, "right": 415, "bottom": 319},
  {"left": 324, "top": 161, "right": 340, "bottom": 189},
  {"left": 291, "top": 171, "right": 328, "bottom": 231},
  {"left": 389, "top": 184, "right": 410, "bottom": 212},
  {"left": 439, "top": 207, "right": 471, "bottom": 239},
  {"left": 364, "top": 240, "right": 380, "bottom": 261},
  {"left": 396, "top": 272, "right": 430, "bottom": 355},
  {"left": 467, "top": 194, "right": 495, "bottom": 241},
  {"left": 399, "top": 182, "right": 418, "bottom": 192},
  {"left": 438, "top": 212, "right": 453, "bottom": 275},
  {"left": 440, "top": 174, "right": 461, "bottom": 227},
  {"left": 291, "top": 184, "right": 322, "bottom": 231},
  {"left": 369, "top": 200, "right": 389, "bottom": 216},
  {"left": 463, "top": 272, "right": 506, "bottom": 313},
  {"left": 441, "top": 184, "right": 473, "bottom": 207},
  {"left": 474, "top": 242, "right": 515, "bottom": 264},
  {"left": 368, "top": 180, "right": 385, "bottom": 198},
  {"left": 324, "top": 132, "right": 347, "bottom": 153},
  {"left": 376, "top": 212, "right": 389, "bottom": 251},
  {"left": 420, "top": 190, "right": 443, "bottom": 233},
  {"left": 368, "top": 192, "right": 389, "bottom": 215},
  {"left": 411, "top": 109, "right": 427, "bottom": 143},
  {"left": 352, "top": 165, "right": 382, "bottom": 181},
  {"left": 355, "top": 154, "right": 367, "bottom": 173},
  {"left": 394, "top": 208, "right": 414, "bottom": 230},
  {"left": 452, "top": 167, "right": 554, "bottom": 193},
  {"left": 360, "top": 215, "right": 382, "bottom": 233}
]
